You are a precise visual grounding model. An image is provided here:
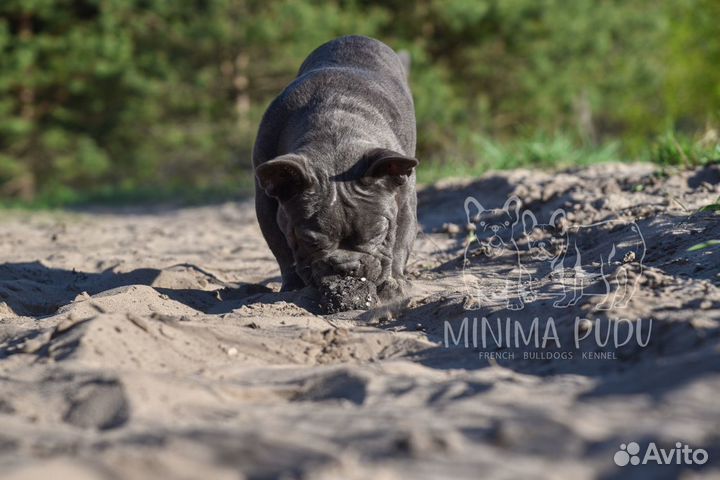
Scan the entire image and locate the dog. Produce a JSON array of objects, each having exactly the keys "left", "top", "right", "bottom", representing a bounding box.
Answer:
[
  {"left": 253, "top": 36, "right": 418, "bottom": 310},
  {"left": 520, "top": 209, "right": 646, "bottom": 310},
  {"left": 462, "top": 195, "right": 531, "bottom": 310}
]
